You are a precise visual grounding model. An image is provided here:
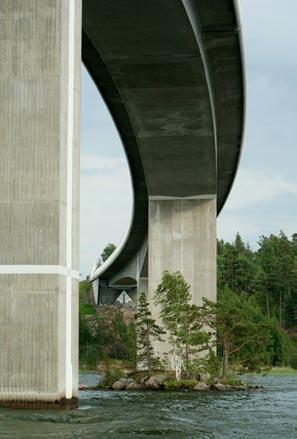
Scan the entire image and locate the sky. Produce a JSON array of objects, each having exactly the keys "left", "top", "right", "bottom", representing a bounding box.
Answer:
[{"left": 80, "top": 0, "right": 297, "bottom": 277}]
